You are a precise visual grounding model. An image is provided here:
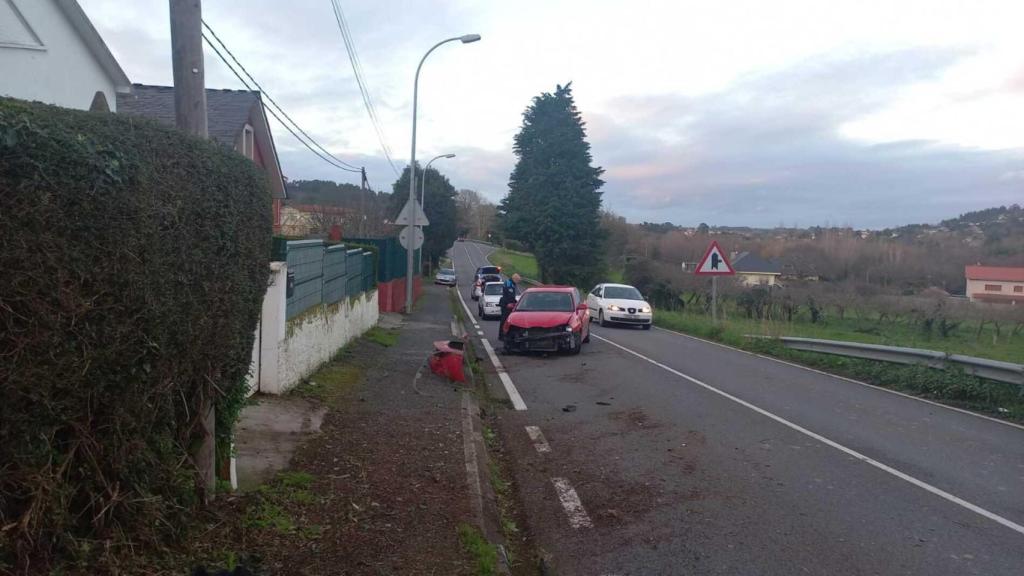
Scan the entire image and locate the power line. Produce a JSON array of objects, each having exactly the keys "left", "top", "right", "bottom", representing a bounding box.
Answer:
[
  {"left": 200, "top": 21, "right": 362, "bottom": 173},
  {"left": 329, "top": 0, "right": 401, "bottom": 177}
]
